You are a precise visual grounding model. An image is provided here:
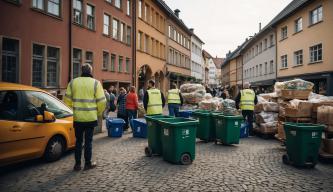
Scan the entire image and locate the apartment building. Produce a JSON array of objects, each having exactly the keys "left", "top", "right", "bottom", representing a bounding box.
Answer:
[
  {"left": 242, "top": 28, "right": 276, "bottom": 92},
  {"left": 0, "top": 0, "right": 134, "bottom": 96},
  {"left": 202, "top": 50, "right": 212, "bottom": 86},
  {"left": 190, "top": 30, "right": 204, "bottom": 82},
  {"left": 212, "top": 57, "right": 224, "bottom": 86},
  {"left": 274, "top": 0, "right": 333, "bottom": 95}
]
